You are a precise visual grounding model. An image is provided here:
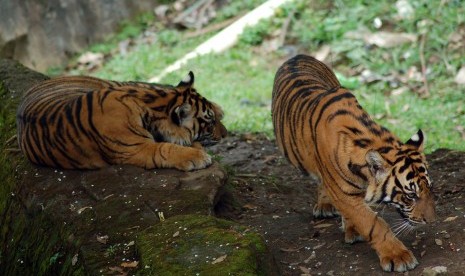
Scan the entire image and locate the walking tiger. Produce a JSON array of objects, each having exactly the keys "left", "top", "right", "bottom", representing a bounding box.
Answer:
[
  {"left": 272, "top": 55, "right": 436, "bottom": 272},
  {"left": 17, "top": 72, "right": 227, "bottom": 171}
]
